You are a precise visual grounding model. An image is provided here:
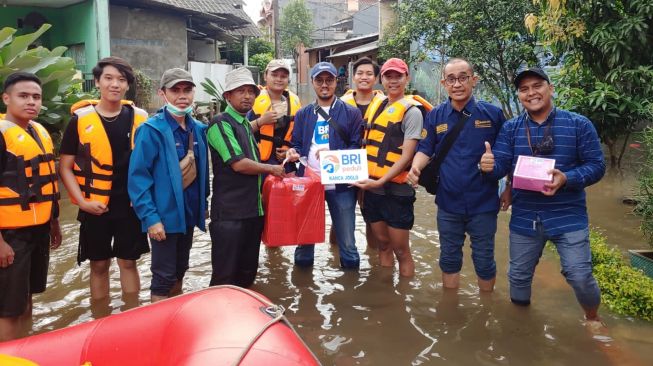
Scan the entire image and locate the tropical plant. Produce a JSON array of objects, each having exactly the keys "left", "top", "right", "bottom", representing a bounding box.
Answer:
[
  {"left": 528, "top": 0, "right": 653, "bottom": 167},
  {"left": 0, "top": 24, "right": 92, "bottom": 135},
  {"left": 380, "top": 0, "right": 540, "bottom": 117},
  {"left": 198, "top": 78, "right": 227, "bottom": 121}
]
